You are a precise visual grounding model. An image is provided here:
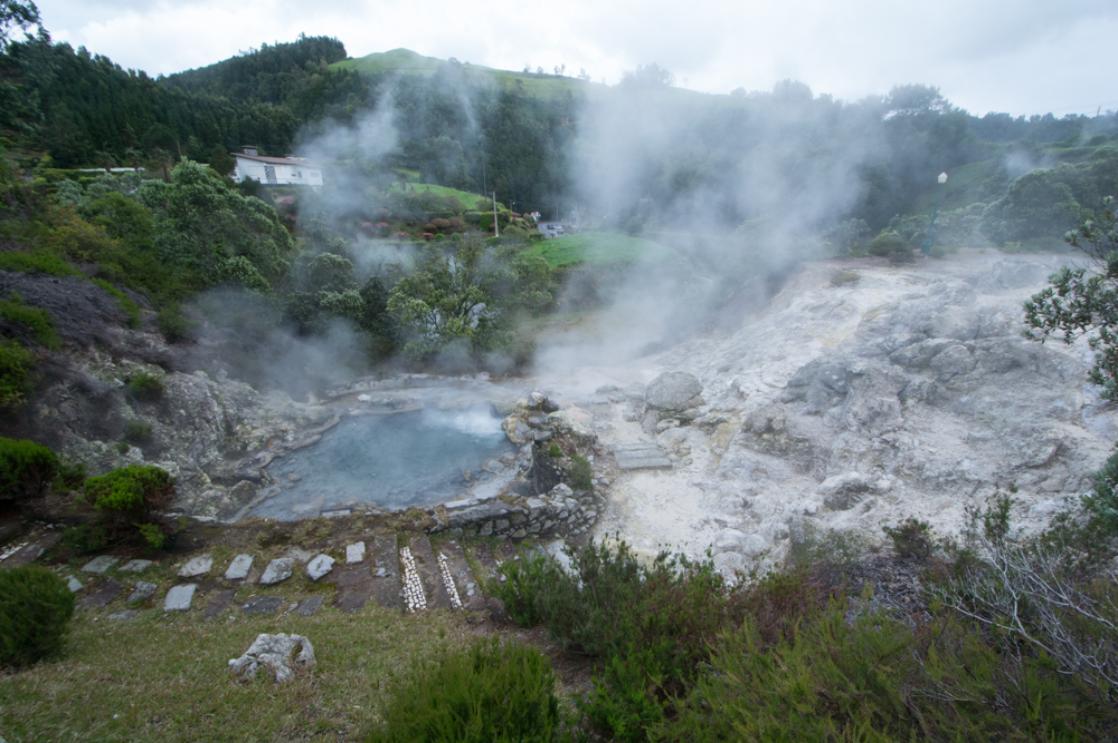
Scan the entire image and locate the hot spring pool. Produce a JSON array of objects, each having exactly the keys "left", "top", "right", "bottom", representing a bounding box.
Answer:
[{"left": 246, "top": 407, "right": 514, "bottom": 520}]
